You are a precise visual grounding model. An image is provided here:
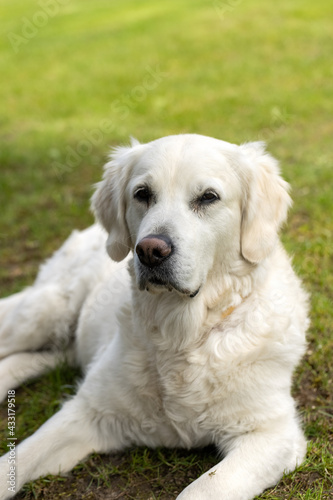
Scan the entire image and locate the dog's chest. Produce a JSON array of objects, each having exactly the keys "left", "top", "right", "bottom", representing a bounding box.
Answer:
[
  {"left": 148, "top": 342, "right": 228, "bottom": 424},
  {"left": 131, "top": 295, "right": 255, "bottom": 437}
]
